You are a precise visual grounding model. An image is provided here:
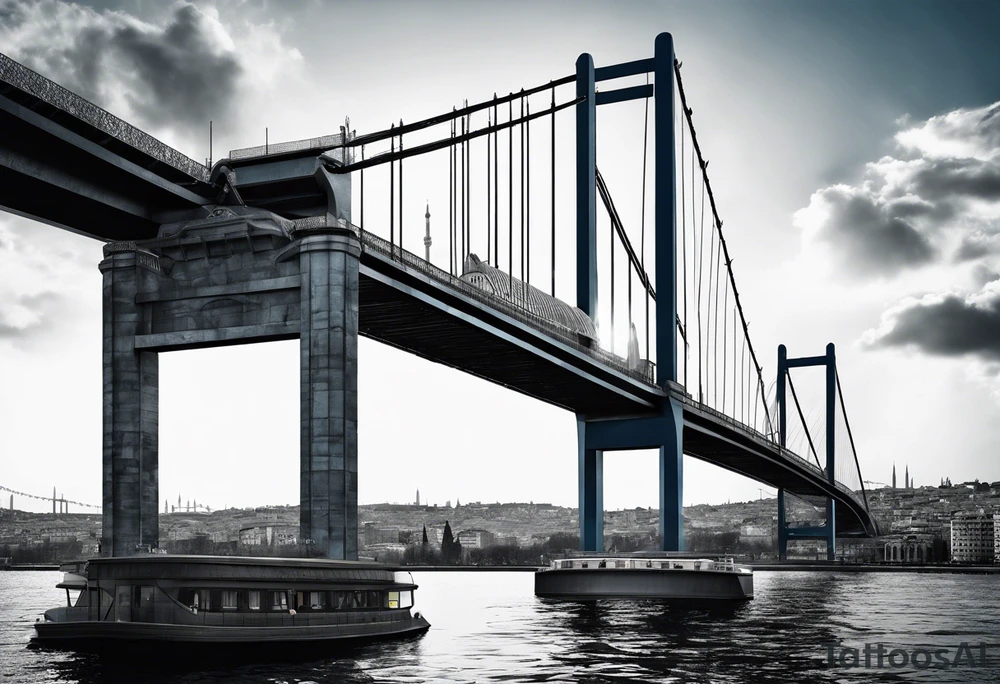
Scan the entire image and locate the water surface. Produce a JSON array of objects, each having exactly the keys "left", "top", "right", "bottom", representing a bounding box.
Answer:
[{"left": 2, "top": 569, "right": 998, "bottom": 683}]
